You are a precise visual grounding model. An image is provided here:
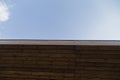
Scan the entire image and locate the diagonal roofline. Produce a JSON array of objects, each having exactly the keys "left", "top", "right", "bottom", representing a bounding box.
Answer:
[{"left": 0, "top": 39, "right": 119, "bottom": 45}]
